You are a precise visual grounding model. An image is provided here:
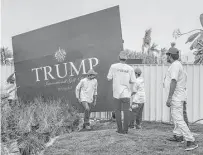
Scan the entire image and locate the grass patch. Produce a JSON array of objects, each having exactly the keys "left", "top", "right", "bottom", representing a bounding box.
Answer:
[{"left": 44, "top": 121, "right": 203, "bottom": 155}]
